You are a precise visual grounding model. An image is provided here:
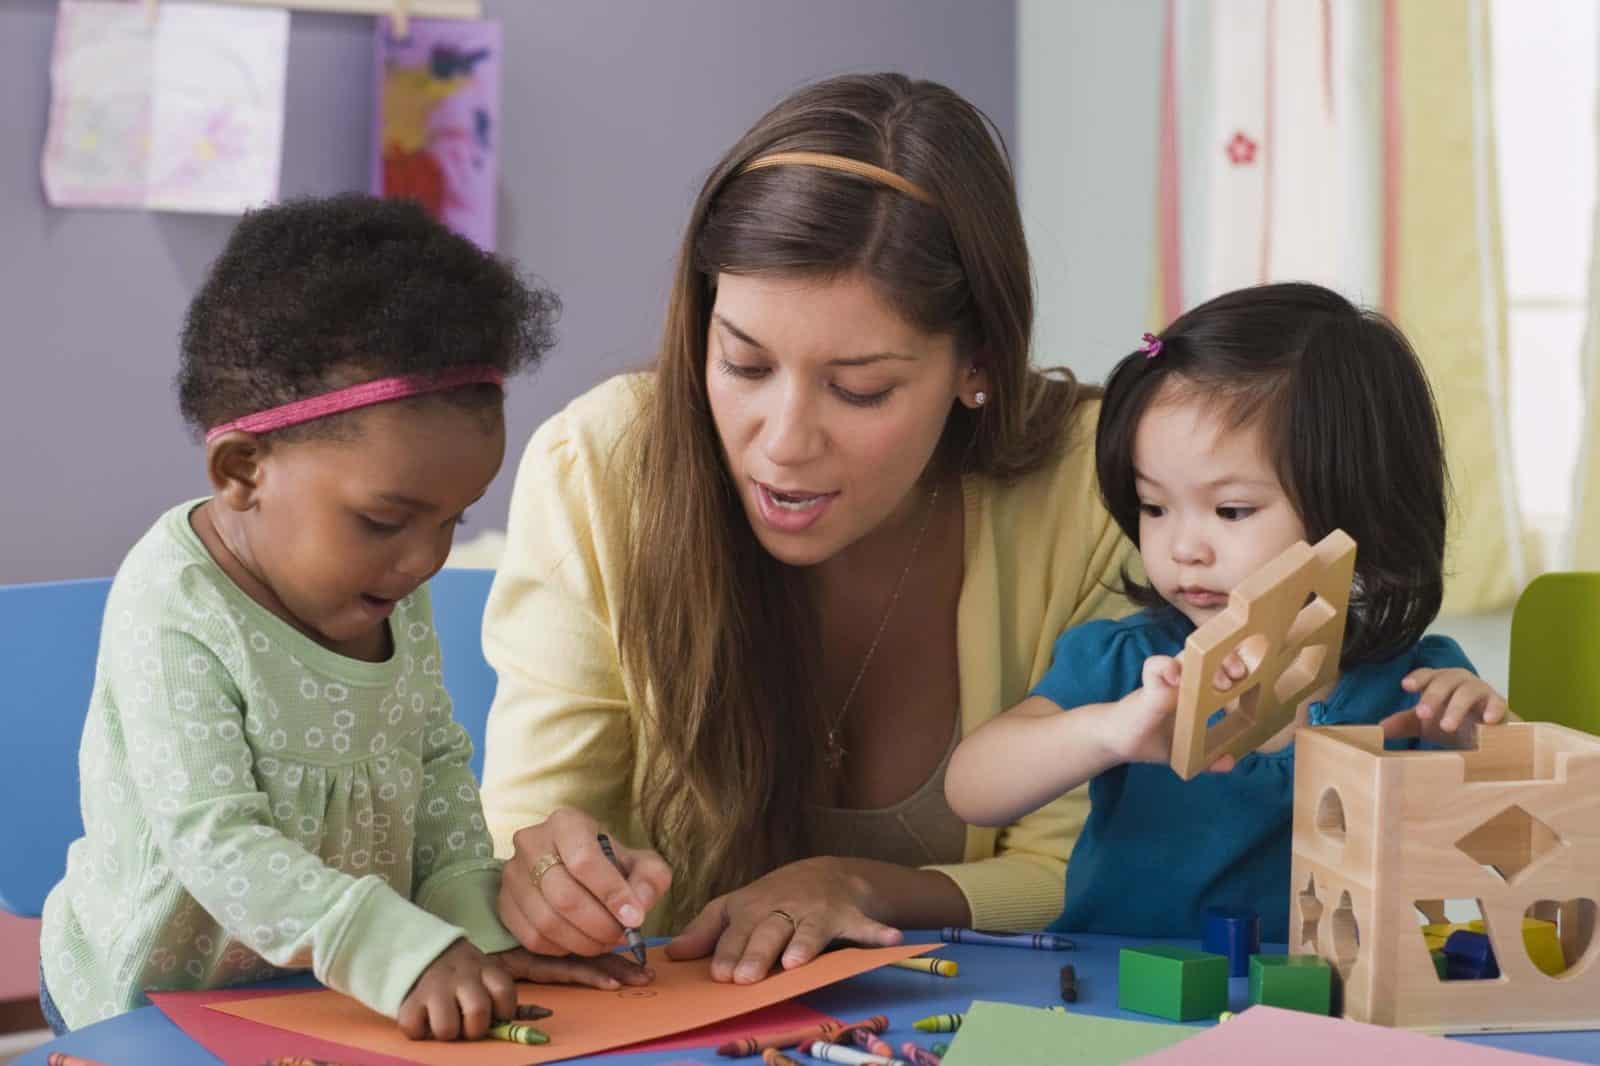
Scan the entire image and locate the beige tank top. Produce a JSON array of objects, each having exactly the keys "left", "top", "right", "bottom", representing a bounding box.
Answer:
[{"left": 809, "top": 717, "right": 968, "bottom": 867}]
